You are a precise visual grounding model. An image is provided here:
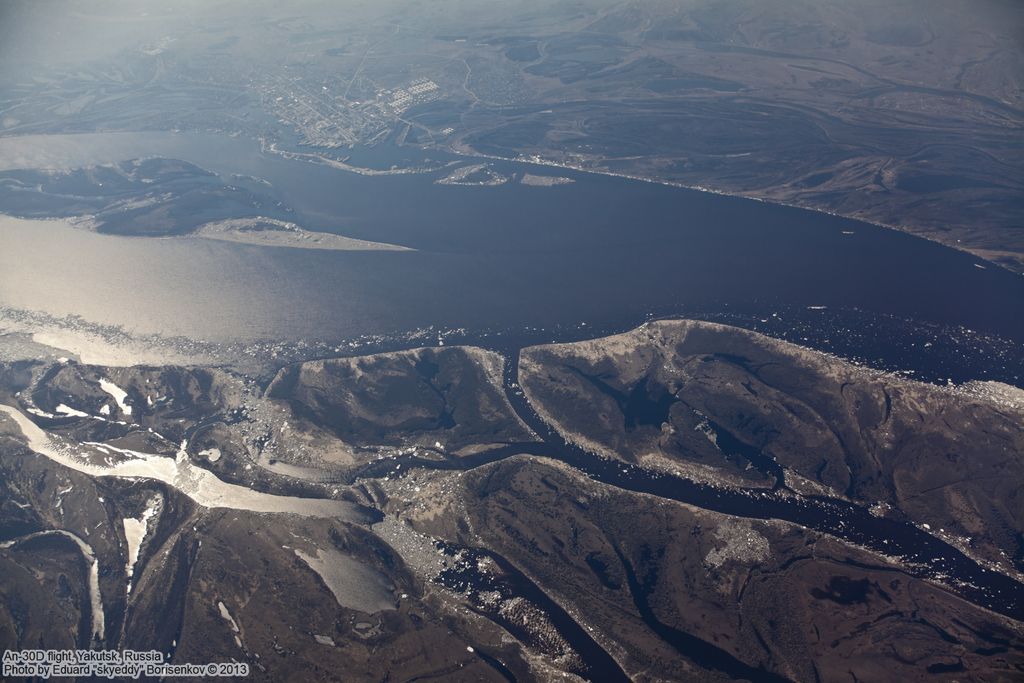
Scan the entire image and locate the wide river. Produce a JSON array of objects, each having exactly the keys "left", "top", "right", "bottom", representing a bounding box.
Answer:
[
  {"left": 2, "top": 133, "right": 1023, "bottom": 631},
  {"left": 1, "top": 132, "right": 1022, "bottom": 354}
]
